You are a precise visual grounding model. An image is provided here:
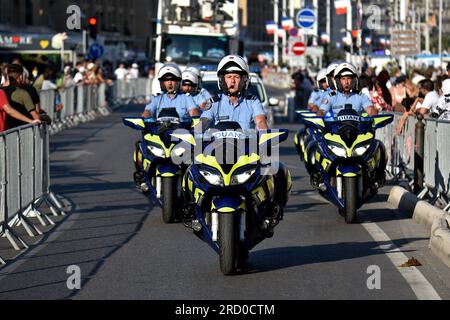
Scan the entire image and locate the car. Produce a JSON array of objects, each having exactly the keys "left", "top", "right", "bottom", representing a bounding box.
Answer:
[{"left": 200, "top": 71, "right": 279, "bottom": 127}]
